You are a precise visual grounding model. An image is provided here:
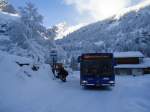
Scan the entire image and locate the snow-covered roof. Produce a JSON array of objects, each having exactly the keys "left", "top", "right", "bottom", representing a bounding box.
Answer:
[
  {"left": 143, "top": 58, "right": 150, "bottom": 67},
  {"left": 115, "top": 64, "right": 147, "bottom": 69},
  {"left": 114, "top": 51, "right": 144, "bottom": 58},
  {"left": 0, "top": 11, "right": 19, "bottom": 21},
  {"left": 115, "top": 58, "right": 150, "bottom": 69},
  {"left": 94, "top": 41, "right": 104, "bottom": 46}
]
